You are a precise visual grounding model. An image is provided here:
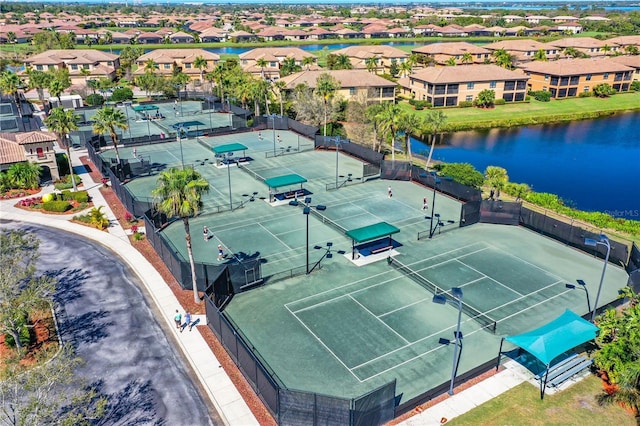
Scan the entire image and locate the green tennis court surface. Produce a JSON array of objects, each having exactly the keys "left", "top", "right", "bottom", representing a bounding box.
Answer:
[{"left": 100, "top": 132, "right": 629, "bottom": 404}]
